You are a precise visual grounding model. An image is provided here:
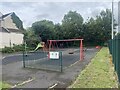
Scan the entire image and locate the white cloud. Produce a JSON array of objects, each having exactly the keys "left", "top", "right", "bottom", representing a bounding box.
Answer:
[
  {"left": 0, "top": 0, "right": 119, "bottom": 2},
  {"left": 1, "top": 2, "right": 117, "bottom": 28}
]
